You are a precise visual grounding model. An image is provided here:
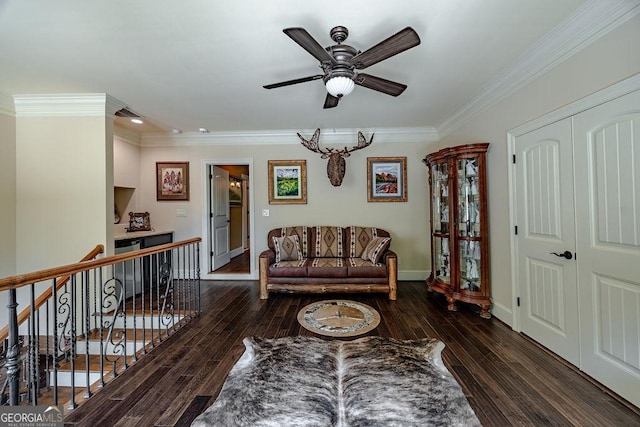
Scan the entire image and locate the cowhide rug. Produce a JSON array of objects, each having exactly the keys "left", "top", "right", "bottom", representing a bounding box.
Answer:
[{"left": 191, "top": 335, "right": 481, "bottom": 427}]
